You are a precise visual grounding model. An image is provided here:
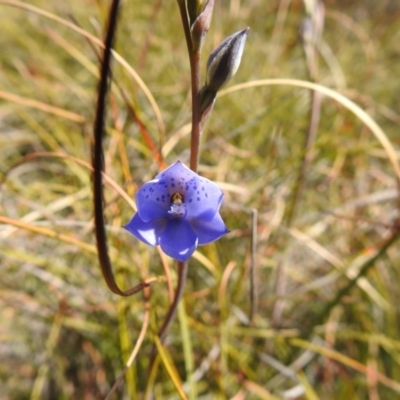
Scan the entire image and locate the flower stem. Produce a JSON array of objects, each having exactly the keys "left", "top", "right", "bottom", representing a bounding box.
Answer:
[
  {"left": 177, "top": 0, "right": 202, "bottom": 173},
  {"left": 146, "top": 261, "right": 188, "bottom": 383},
  {"left": 146, "top": 1, "right": 202, "bottom": 386},
  {"left": 189, "top": 51, "right": 201, "bottom": 172},
  {"left": 158, "top": 261, "right": 189, "bottom": 342}
]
